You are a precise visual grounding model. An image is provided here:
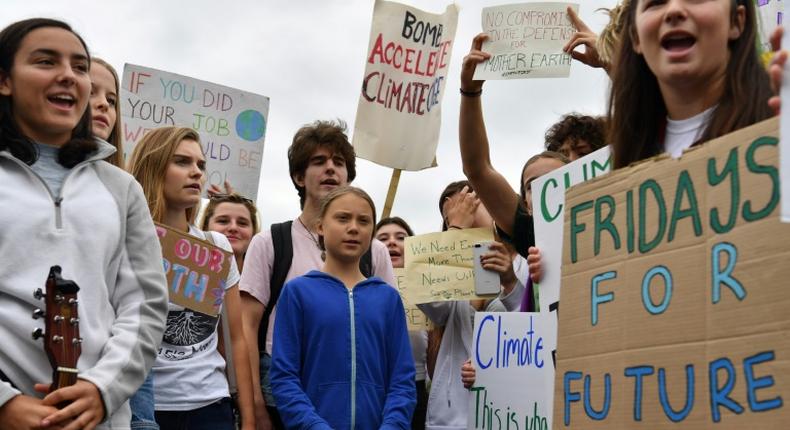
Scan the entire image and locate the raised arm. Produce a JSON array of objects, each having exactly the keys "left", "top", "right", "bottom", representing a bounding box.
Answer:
[{"left": 459, "top": 33, "right": 522, "bottom": 236}]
